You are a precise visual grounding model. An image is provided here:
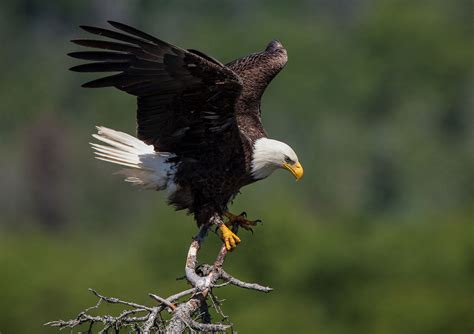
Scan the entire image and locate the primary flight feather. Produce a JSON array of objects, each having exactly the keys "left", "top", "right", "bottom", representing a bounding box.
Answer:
[{"left": 70, "top": 21, "right": 303, "bottom": 250}]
